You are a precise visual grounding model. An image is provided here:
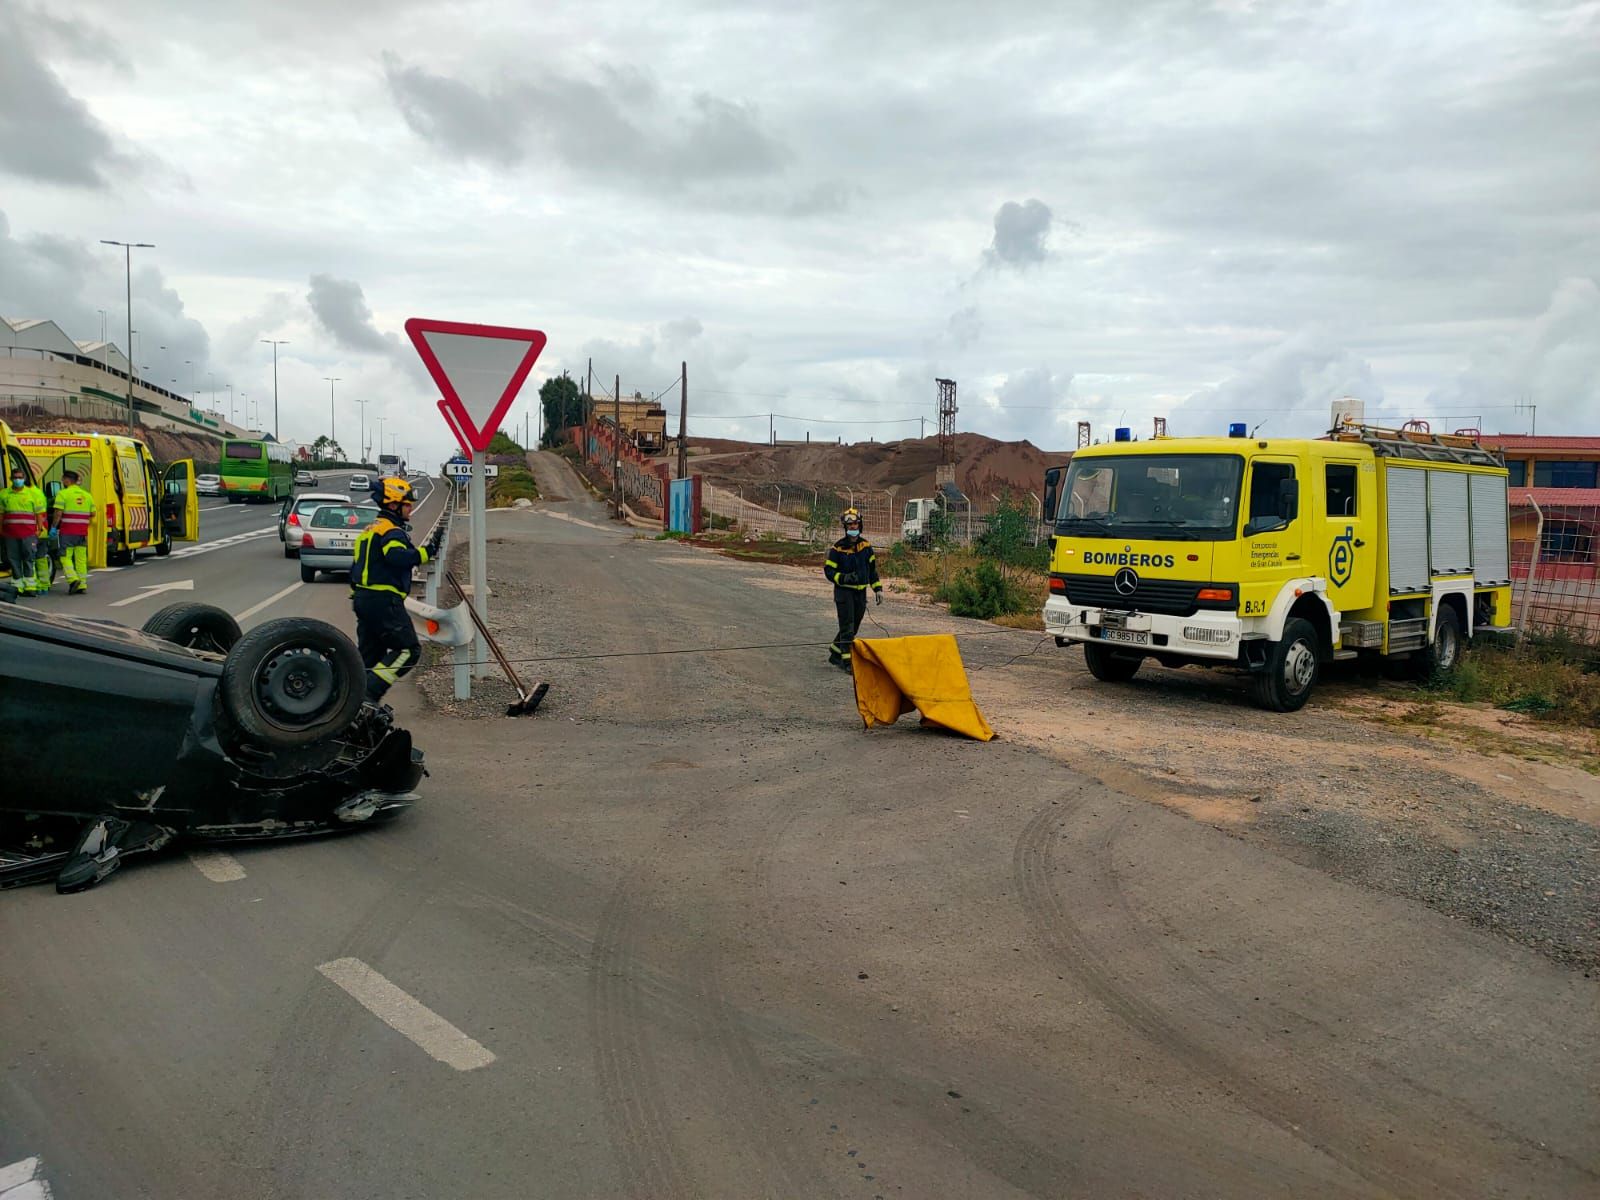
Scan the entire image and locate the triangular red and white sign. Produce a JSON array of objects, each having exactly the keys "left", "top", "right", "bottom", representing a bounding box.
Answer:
[
  {"left": 405, "top": 318, "right": 547, "bottom": 452},
  {"left": 437, "top": 400, "right": 471, "bottom": 456}
]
